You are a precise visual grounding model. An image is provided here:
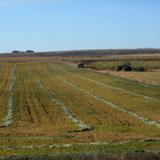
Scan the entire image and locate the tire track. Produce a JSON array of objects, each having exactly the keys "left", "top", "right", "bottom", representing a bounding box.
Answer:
[
  {"left": 23, "top": 79, "right": 34, "bottom": 124},
  {"left": 27, "top": 66, "right": 47, "bottom": 124},
  {"left": 58, "top": 76, "right": 160, "bottom": 129},
  {"left": 26, "top": 103, "right": 34, "bottom": 123},
  {"left": 37, "top": 79, "right": 92, "bottom": 132},
  {"left": 37, "top": 98, "right": 55, "bottom": 125},
  {"left": 0, "top": 66, "right": 16, "bottom": 127}
]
